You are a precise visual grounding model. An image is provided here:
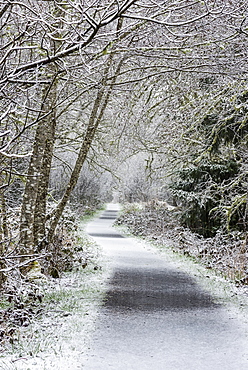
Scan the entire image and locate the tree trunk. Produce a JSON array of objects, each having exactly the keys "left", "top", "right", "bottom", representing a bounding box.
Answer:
[
  {"left": 33, "top": 90, "right": 57, "bottom": 249},
  {"left": 0, "top": 189, "right": 7, "bottom": 287},
  {"left": 19, "top": 4, "right": 63, "bottom": 254},
  {"left": 48, "top": 56, "right": 123, "bottom": 240},
  {"left": 19, "top": 77, "right": 57, "bottom": 253},
  {"left": 48, "top": 86, "right": 106, "bottom": 240},
  {"left": 0, "top": 191, "right": 8, "bottom": 240}
]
